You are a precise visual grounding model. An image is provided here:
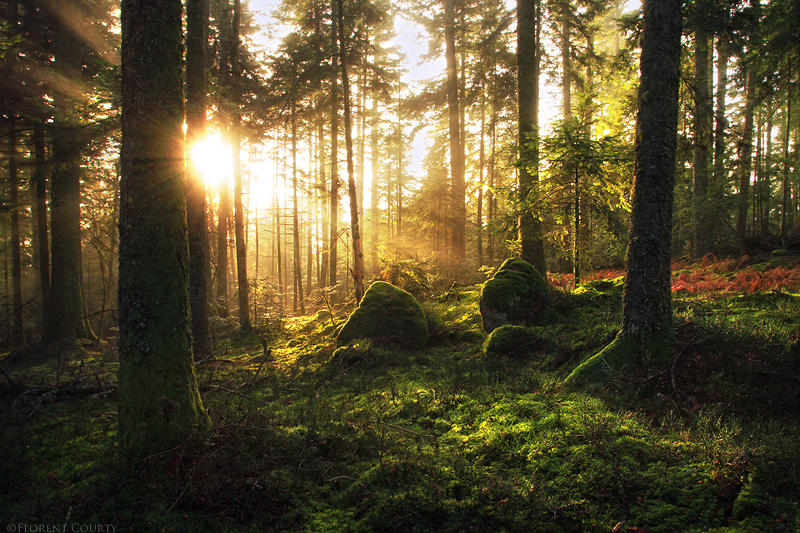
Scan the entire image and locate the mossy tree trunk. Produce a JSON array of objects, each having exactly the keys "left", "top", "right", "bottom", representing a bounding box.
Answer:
[
  {"left": 119, "top": 0, "right": 207, "bottom": 460},
  {"left": 567, "top": 0, "right": 681, "bottom": 384},
  {"left": 186, "top": 0, "right": 213, "bottom": 359}
]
